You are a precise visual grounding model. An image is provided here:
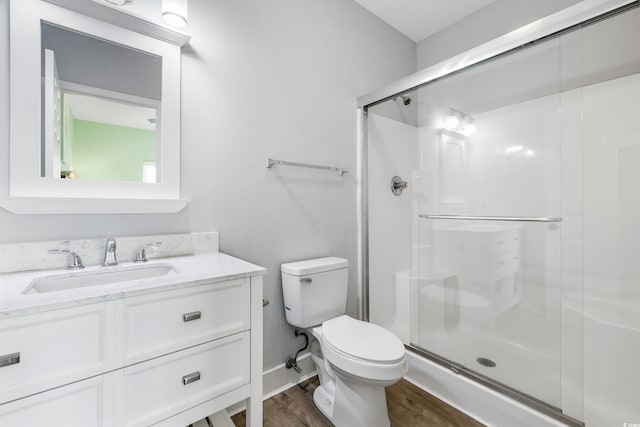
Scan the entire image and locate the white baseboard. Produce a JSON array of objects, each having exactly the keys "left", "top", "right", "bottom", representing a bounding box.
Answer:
[
  {"left": 404, "top": 351, "right": 569, "bottom": 427},
  {"left": 226, "top": 352, "right": 317, "bottom": 416}
]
